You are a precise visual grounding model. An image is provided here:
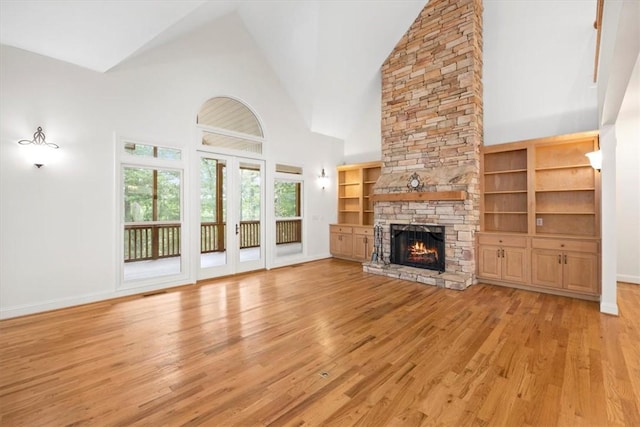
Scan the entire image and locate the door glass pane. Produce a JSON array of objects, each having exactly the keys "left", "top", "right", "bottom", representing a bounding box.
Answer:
[
  {"left": 123, "top": 167, "right": 182, "bottom": 281},
  {"left": 239, "top": 163, "right": 261, "bottom": 262},
  {"left": 200, "top": 157, "right": 227, "bottom": 268},
  {"left": 275, "top": 180, "right": 303, "bottom": 257}
]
